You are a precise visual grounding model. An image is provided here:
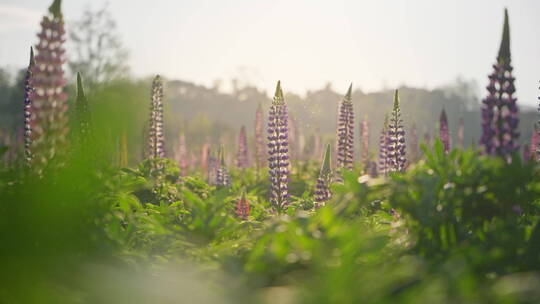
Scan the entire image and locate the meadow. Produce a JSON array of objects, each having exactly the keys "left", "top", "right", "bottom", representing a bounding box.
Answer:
[{"left": 1, "top": 1, "right": 539, "bottom": 303}]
